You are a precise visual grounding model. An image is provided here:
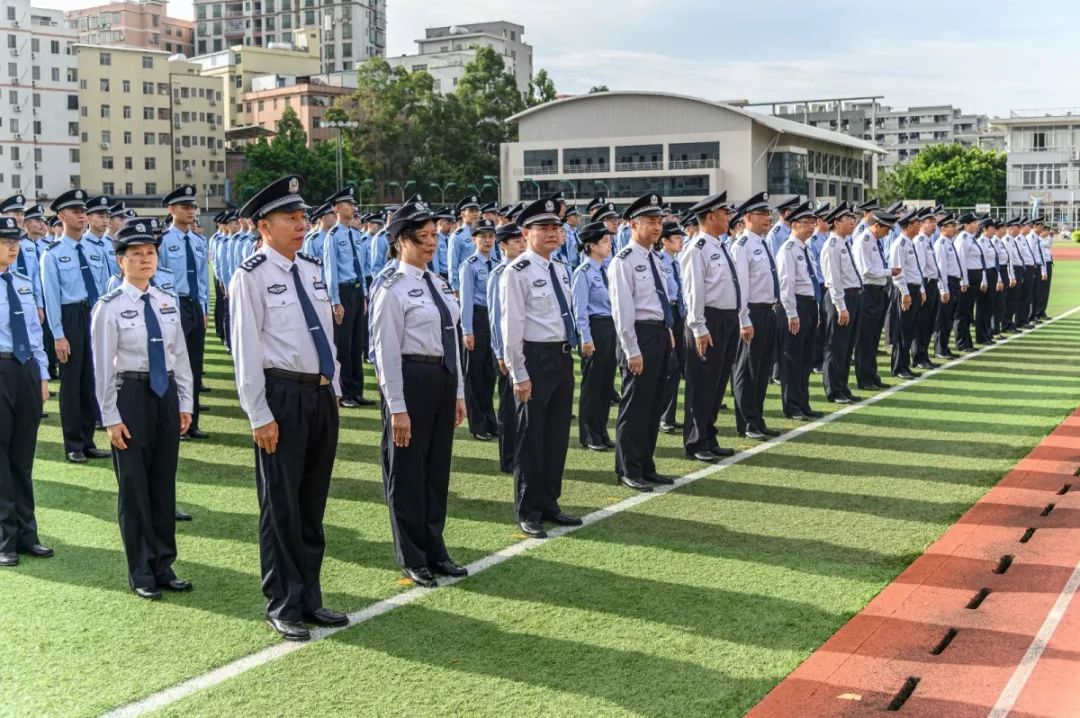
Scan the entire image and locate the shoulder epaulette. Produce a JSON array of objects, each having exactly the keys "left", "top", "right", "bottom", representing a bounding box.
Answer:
[
  {"left": 241, "top": 254, "right": 267, "bottom": 272},
  {"left": 46, "top": 241, "right": 63, "bottom": 252},
  {"left": 826, "top": 237, "right": 837, "bottom": 247},
  {"left": 100, "top": 287, "right": 123, "bottom": 303},
  {"left": 735, "top": 236, "right": 749, "bottom": 246},
  {"left": 330, "top": 225, "right": 341, "bottom": 234},
  {"left": 11, "top": 269, "right": 31, "bottom": 282},
  {"left": 553, "top": 256, "right": 565, "bottom": 265},
  {"left": 616, "top": 246, "right": 633, "bottom": 260},
  {"left": 491, "top": 263, "right": 507, "bottom": 276},
  {"left": 512, "top": 258, "right": 530, "bottom": 271},
  {"left": 466, "top": 255, "right": 478, "bottom": 264},
  {"left": 695, "top": 237, "right": 706, "bottom": 249},
  {"left": 297, "top": 251, "right": 321, "bottom": 266},
  {"left": 383, "top": 270, "right": 404, "bottom": 288},
  {"left": 453, "top": 227, "right": 466, "bottom": 235}
]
